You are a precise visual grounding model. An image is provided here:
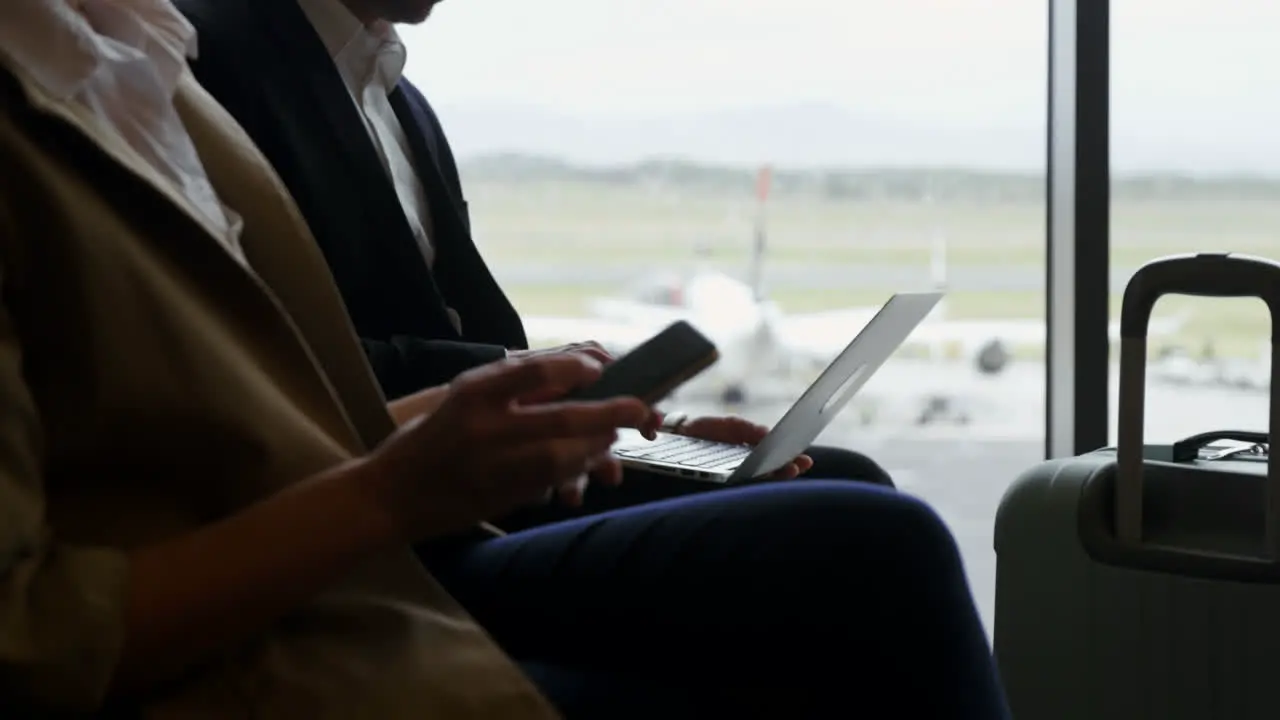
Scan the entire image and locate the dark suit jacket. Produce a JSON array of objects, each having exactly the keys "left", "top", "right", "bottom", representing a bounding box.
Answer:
[{"left": 177, "top": 0, "right": 528, "bottom": 400}]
